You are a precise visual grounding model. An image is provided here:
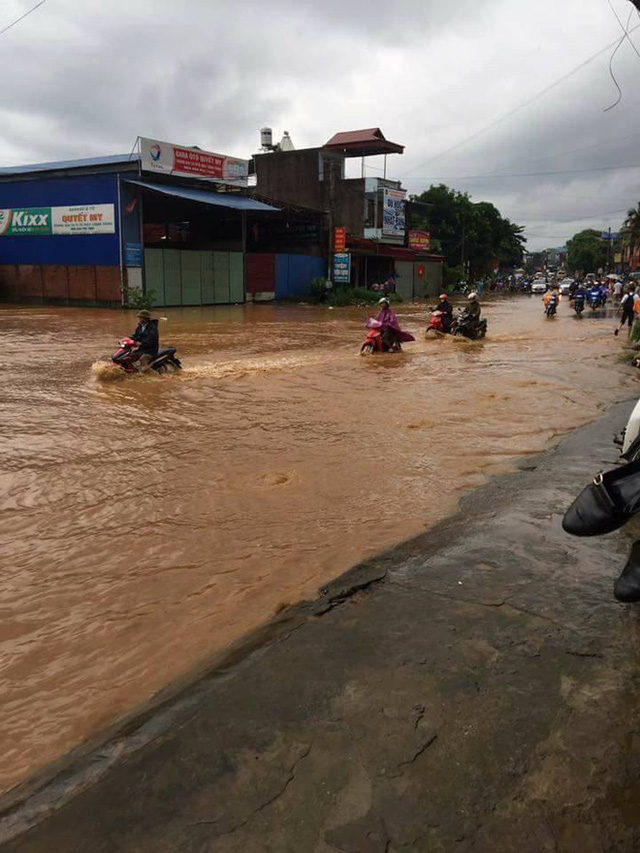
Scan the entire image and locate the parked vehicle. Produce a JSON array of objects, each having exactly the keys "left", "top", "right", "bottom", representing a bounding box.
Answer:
[
  {"left": 616, "top": 398, "right": 640, "bottom": 461},
  {"left": 112, "top": 338, "right": 182, "bottom": 373}
]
